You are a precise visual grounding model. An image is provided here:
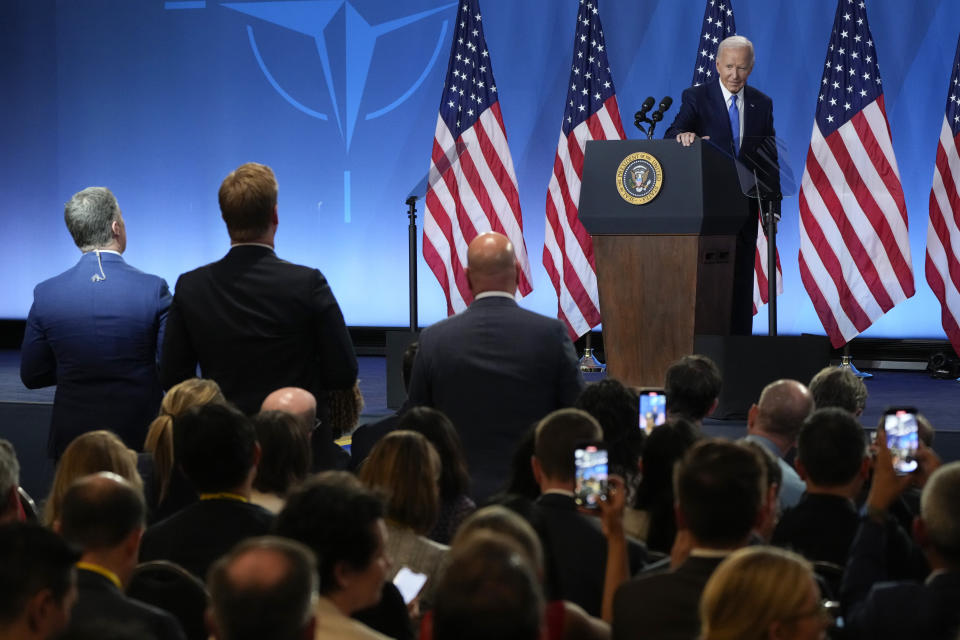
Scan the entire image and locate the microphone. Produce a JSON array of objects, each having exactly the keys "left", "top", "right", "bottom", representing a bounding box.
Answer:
[
  {"left": 637, "top": 96, "right": 655, "bottom": 119},
  {"left": 650, "top": 96, "right": 673, "bottom": 123}
]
